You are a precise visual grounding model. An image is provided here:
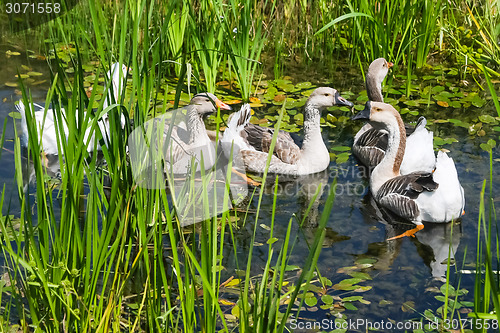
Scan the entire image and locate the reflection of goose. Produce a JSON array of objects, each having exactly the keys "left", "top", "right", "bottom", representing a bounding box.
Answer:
[
  {"left": 221, "top": 87, "right": 353, "bottom": 176},
  {"left": 16, "top": 63, "right": 128, "bottom": 155},
  {"left": 262, "top": 171, "right": 330, "bottom": 227},
  {"left": 352, "top": 58, "right": 435, "bottom": 174},
  {"left": 161, "top": 93, "right": 231, "bottom": 174},
  {"left": 358, "top": 192, "right": 461, "bottom": 278},
  {"left": 417, "top": 222, "right": 461, "bottom": 279},
  {"left": 353, "top": 102, "right": 465, "bottom": 239}
]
